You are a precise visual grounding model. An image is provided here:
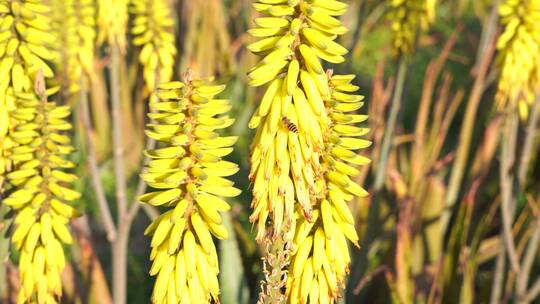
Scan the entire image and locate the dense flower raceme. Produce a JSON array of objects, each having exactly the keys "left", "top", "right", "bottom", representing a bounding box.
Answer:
[
  {"left": 287, "top": 73, "right": 370, "bottom": 303},
  {"left": 0, "top": 0, "right": 56, "bottom": 189},
  {"left": 0, "top": 85, "right": 9, "bottom": 189},
  {"left": 139, "top": 76, "right": 240, "bottom": 304},
  {"left": 97, "top": 0, "right": 128, "bottom": 50},
  {"left": 3, "top": 87, "right": 80, "bottom": 304},
  {"left": 247, "top": 0, "right": 370, "bottom": 302},
  {"left": 52, "top": 0, "right": 96, "bottom": 92},
  {"left": 0, "top": 107, "right": 8, "bottom": 189},
  {"left": 130, "top": 0, "right": 176, "bottom": 95},
  {"left": 387, "top": 0, "right": 436, "bottom": 56},
  {"left": 495, "top": 0, "right": 540, "bottom": 119},
  {"left": 248, "top": 0, "right": 350, "bottom": 243}
]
